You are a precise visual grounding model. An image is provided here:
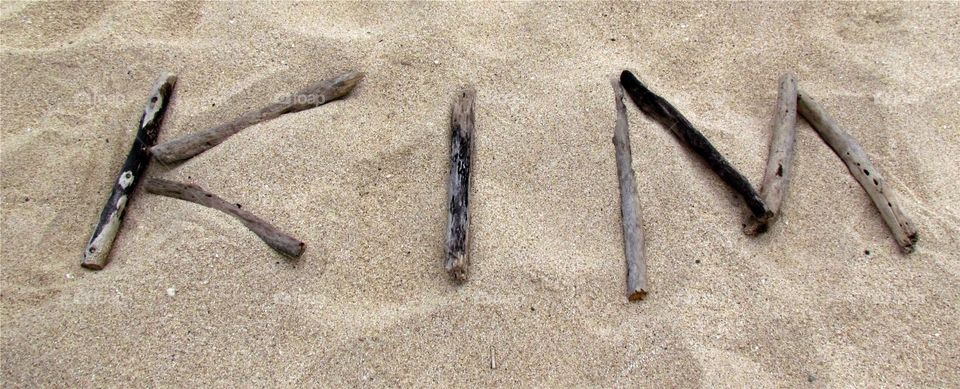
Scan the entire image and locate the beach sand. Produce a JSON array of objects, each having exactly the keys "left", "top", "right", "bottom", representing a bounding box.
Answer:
[{"left": 2, "top": 1, "right": 959, "bottom": 386}]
